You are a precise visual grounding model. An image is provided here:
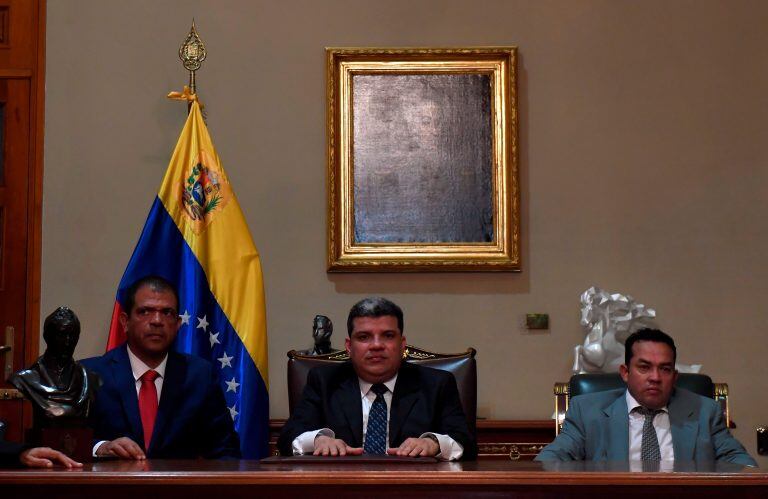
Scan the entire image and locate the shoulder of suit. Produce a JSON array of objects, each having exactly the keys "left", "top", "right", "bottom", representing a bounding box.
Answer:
[
  {"left": 78, "top": 355, "right": 98, "bottom": 367},
  {"left": 570, "top": 387, "right": 625, "bottom": 406},
  {"left": 671, "top": 386, "right": 718, "bottom": 408},
  {"left": 169, "top": 350, "right": 216, "bottom": 370},
  {"left": 400, "top": 361, "right": 453, "bottom": 380},
  {"left": 79, "top": 344, "right": 124, "bottom": 367}
]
